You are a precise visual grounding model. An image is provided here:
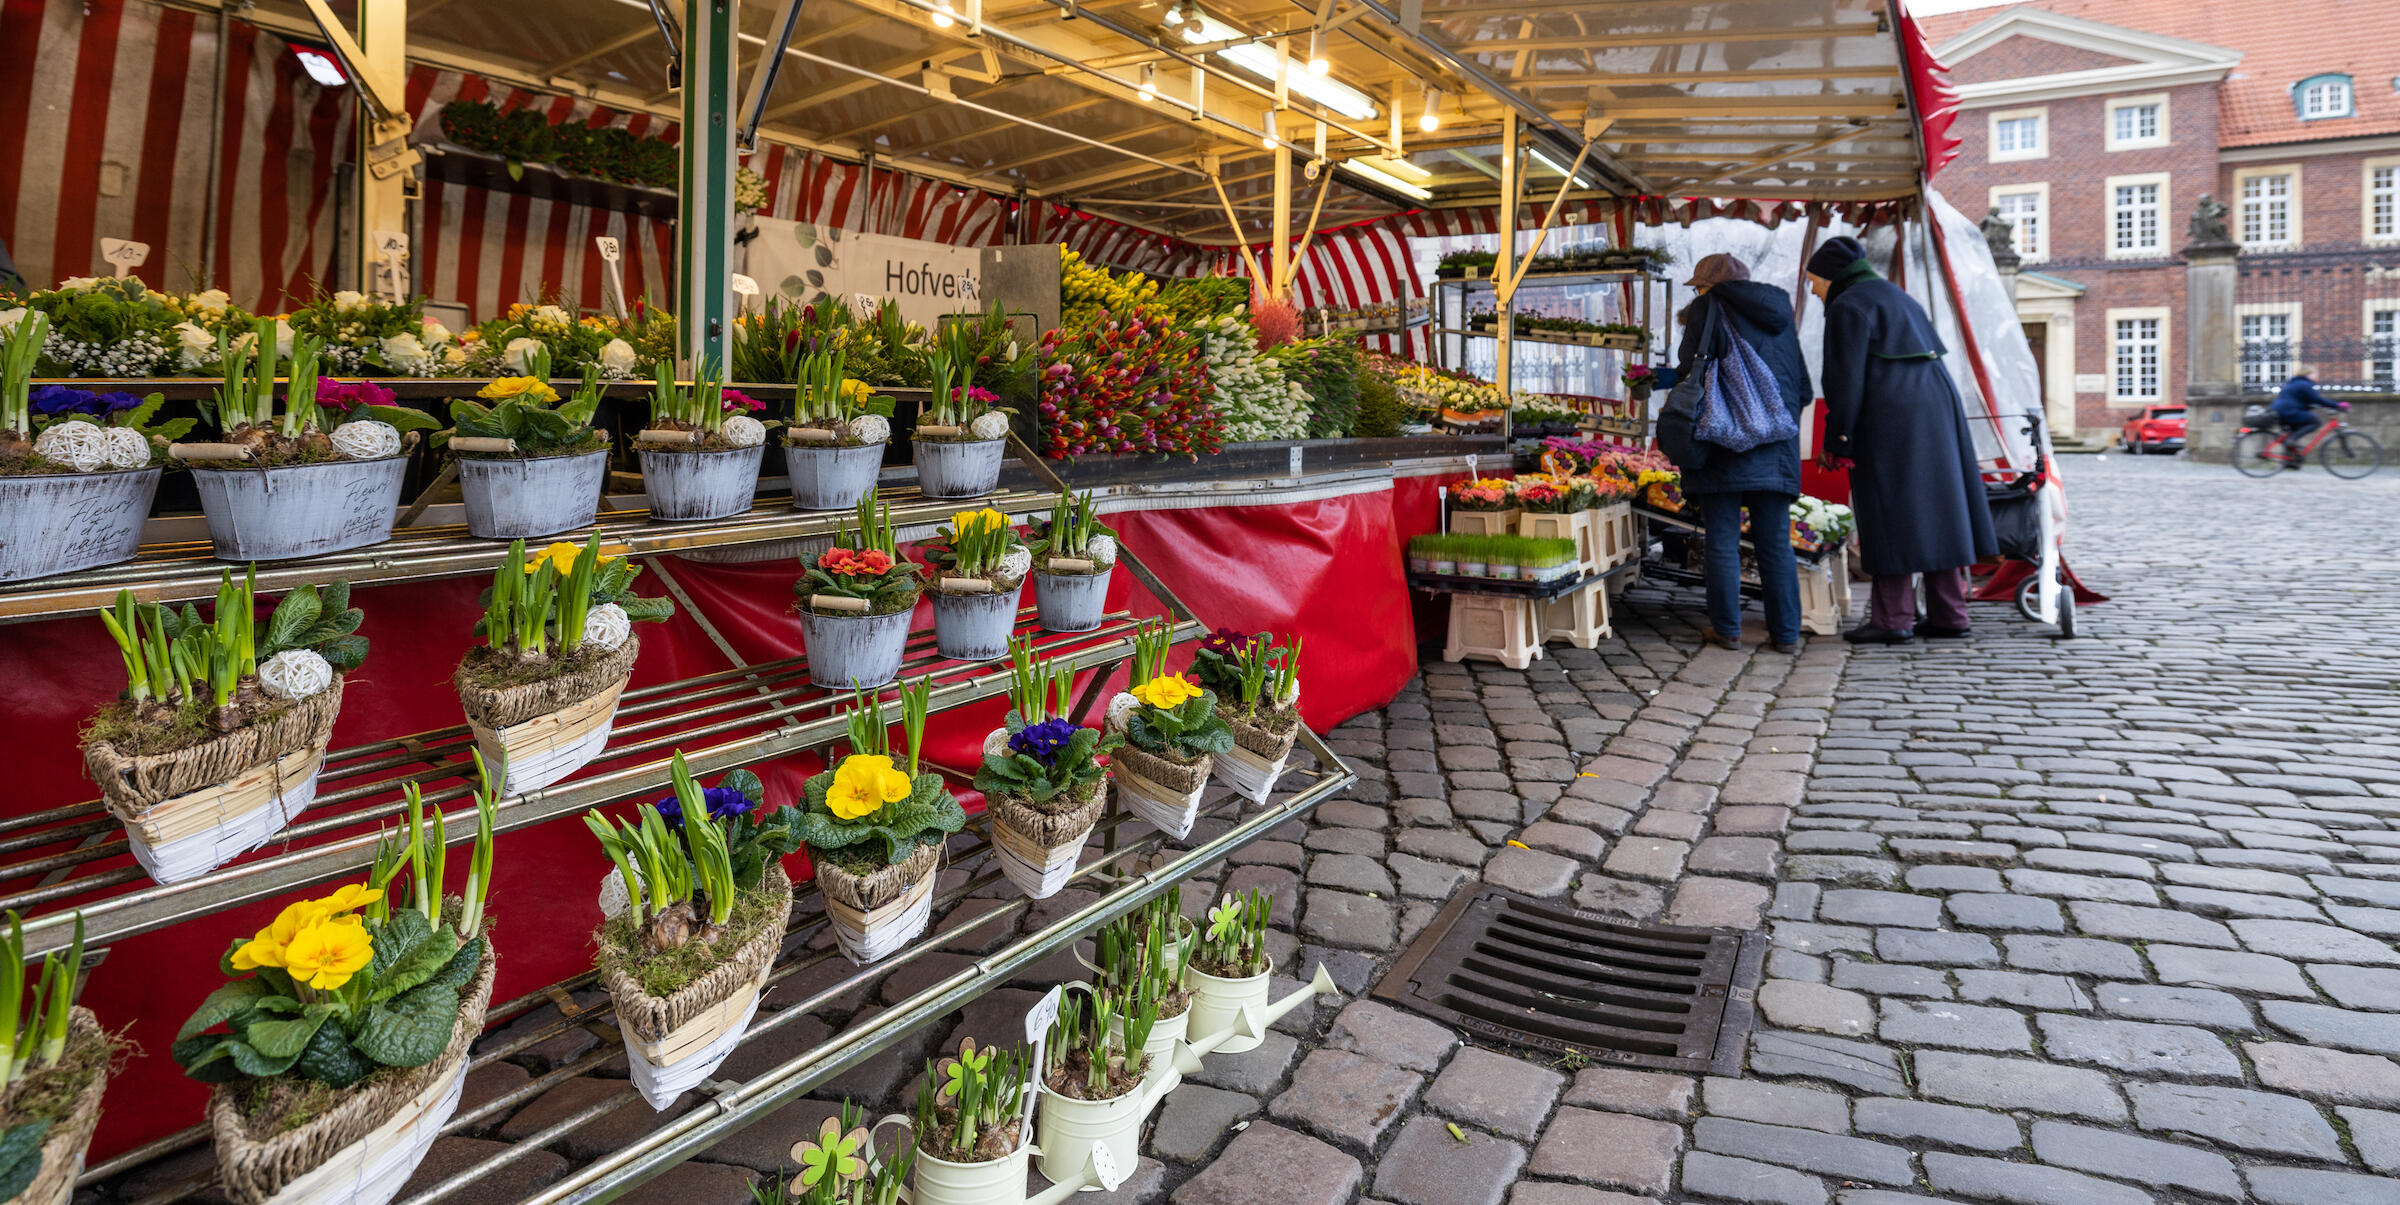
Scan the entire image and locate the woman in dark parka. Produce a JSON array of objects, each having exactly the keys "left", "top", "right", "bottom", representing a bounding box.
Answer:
[
  {"left": 1673, "top": 253, "right": 1811, "bottom": 653},
  {"left": 1807, "top": 235, "right": 1996, "bottom": 644}
]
